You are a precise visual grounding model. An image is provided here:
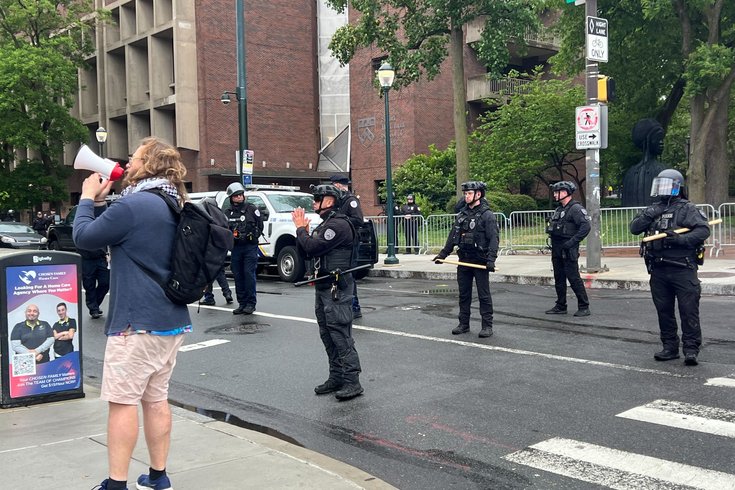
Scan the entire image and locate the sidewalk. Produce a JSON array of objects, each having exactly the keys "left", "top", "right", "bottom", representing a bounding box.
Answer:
[
  {"left": 1, "top": 385, "right": 396, "bottom": 490},
  {"left": 370, "top": 252, "right": 735, "bottom": 295}
]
